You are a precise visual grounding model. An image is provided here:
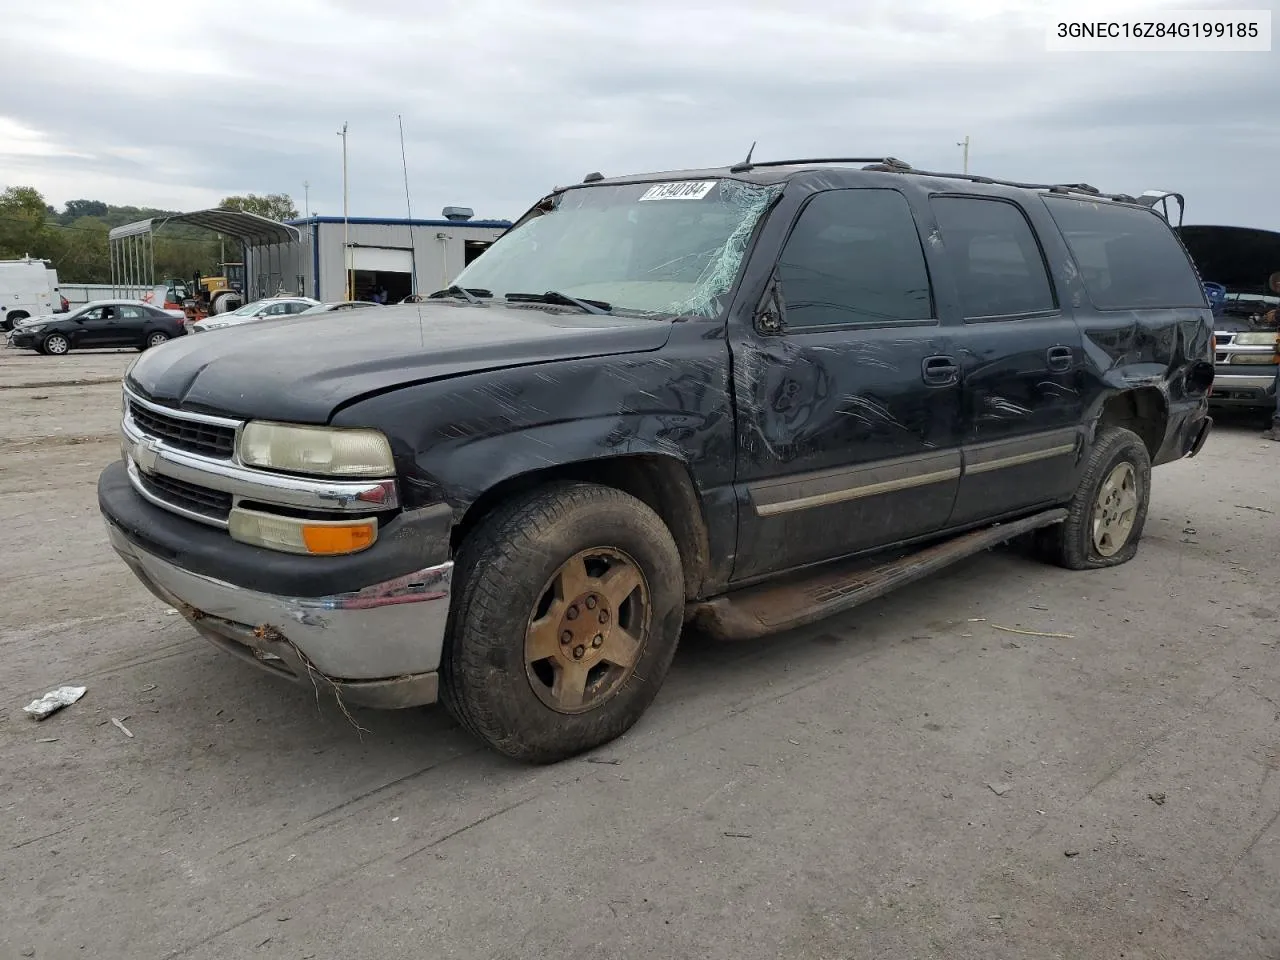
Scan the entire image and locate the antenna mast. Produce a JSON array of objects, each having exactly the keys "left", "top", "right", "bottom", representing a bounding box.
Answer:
[{"left": 398, "top": 114, "right": 418, "bottom": 297}]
